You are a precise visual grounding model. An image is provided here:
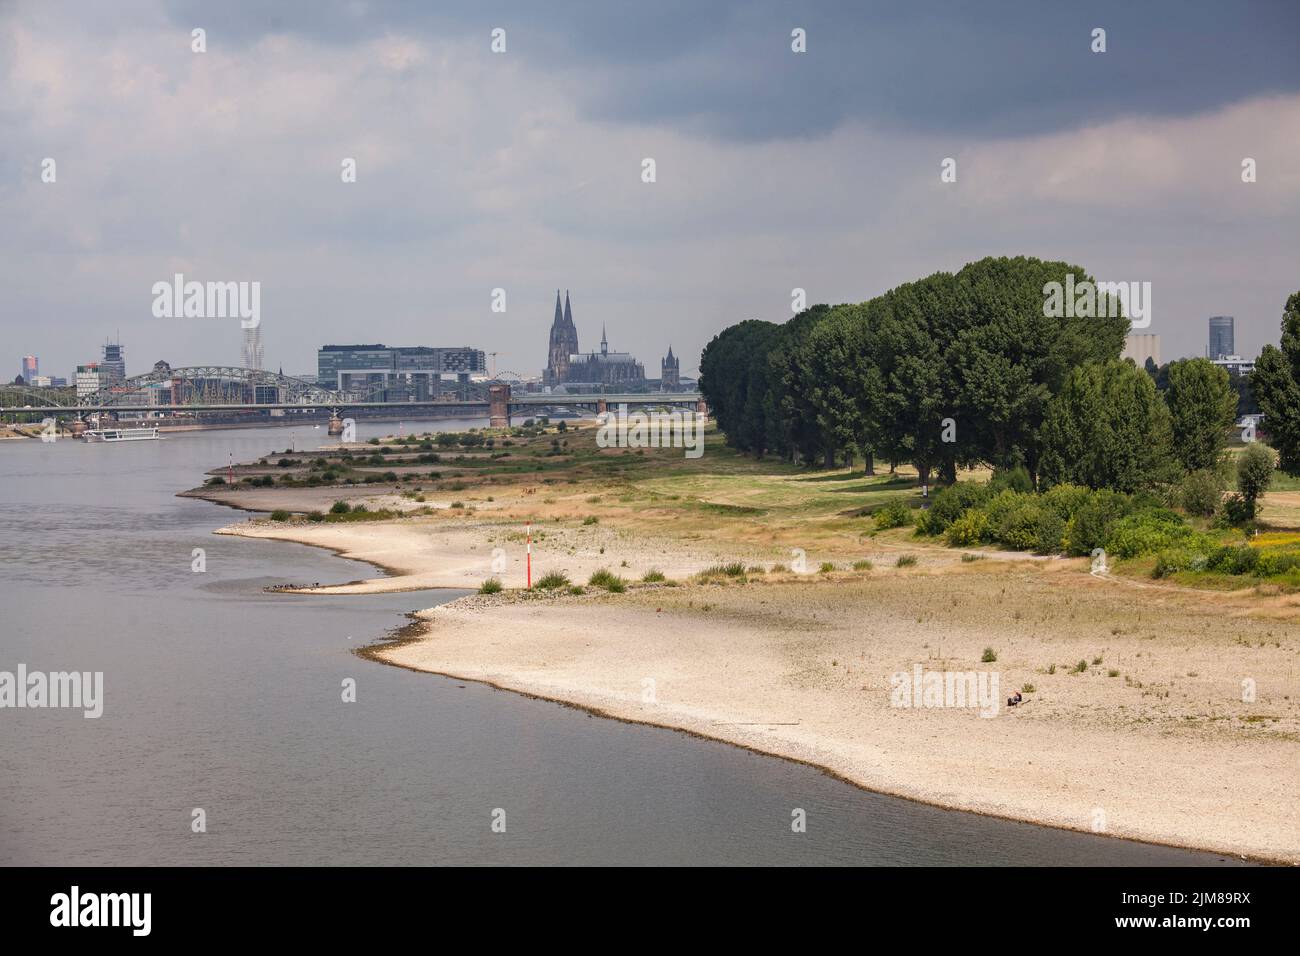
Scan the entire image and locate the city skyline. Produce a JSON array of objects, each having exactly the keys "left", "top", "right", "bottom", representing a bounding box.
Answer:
[{"left": 3, "top": 2, "right": 1298, "bottom": 379}]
